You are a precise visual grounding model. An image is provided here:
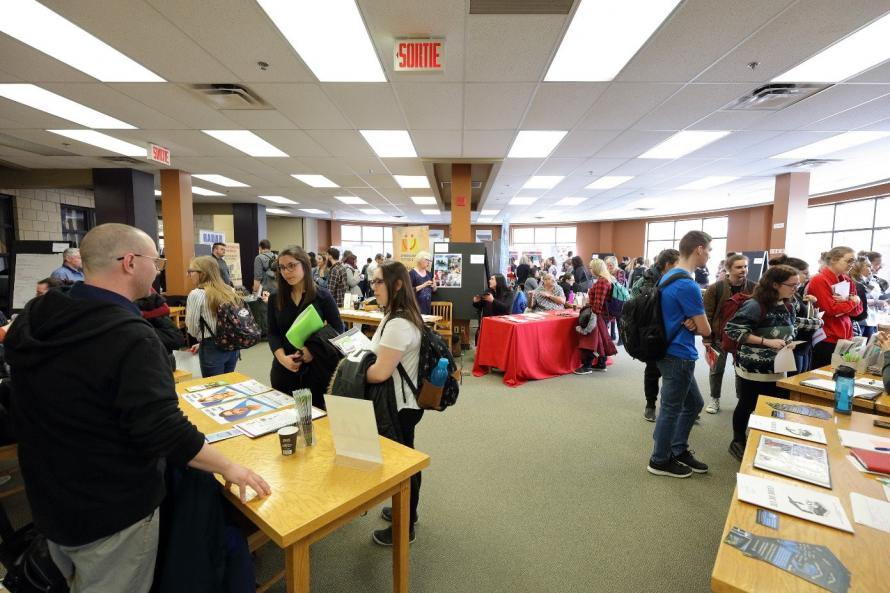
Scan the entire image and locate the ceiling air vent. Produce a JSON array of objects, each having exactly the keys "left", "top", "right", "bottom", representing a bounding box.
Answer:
[
  {"left": 190, "top": 84, "right": 268, "bottom": 110},
  {"left": 101, "top": 156, "right": 143, "bottom": 165},
  {"left": 469, "top": 0, "right": 574, "bottom": 14},
  {"left": 785, "top": 158, "right": 841, "bottom": 169},
  {"left": 725, "top": 84, "right": 828, "bottom": 111},
  {"left": 440, "top": 180, "right": 483, "bottom": 189}
]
